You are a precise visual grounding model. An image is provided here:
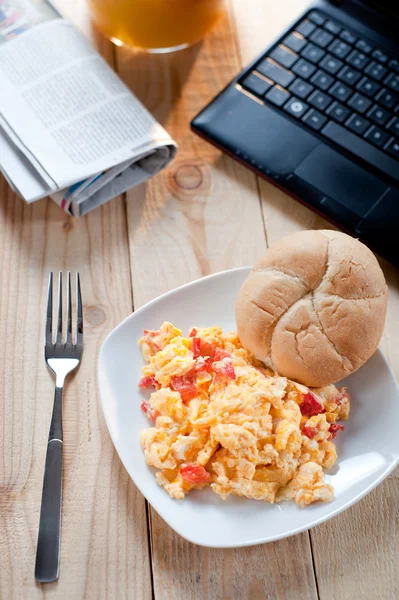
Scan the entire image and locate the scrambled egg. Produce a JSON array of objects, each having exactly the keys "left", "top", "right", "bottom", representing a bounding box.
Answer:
[{"left": 139, "top": 322, "right": 350, "bottom": 507}]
